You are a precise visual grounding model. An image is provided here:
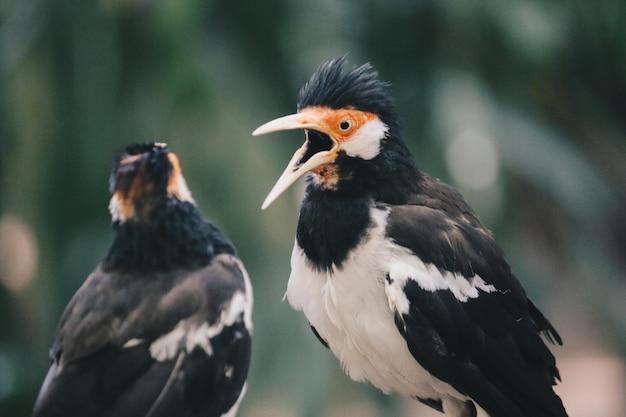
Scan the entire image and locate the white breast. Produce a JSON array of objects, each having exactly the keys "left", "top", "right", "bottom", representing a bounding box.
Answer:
[{"left": 285, "top": 206, "right": 467, "bottom": 402}]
